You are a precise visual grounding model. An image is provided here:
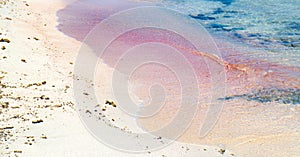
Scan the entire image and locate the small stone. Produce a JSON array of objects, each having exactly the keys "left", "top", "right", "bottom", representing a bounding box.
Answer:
[
  {"left": 105, "top": 100, "right": 117, "bottom": 107},
  {"left": 41, "top": 135, "right": 47, "bottom": 139},
  {"left": 291, "top": 43, "right": 300, "bottom": 47},
  {"left": 21, "top": 59, "right": 27, "bottom": 63},
  {"left": 86, "top": 110, "right": 91, "bottom": 114},
  {"left": 1, "top": 102, "right": 9, "bottom": 108},
  {"left": 218, "top": 148, "right": 226, "bottom": 154},
  {"left": 14, "top": 150, "right": 22, "bottom": 153},
  {"left": 5, "top": 17, "right": 12, "bottom": 20},
  {"left": 10, "top": 104, "right": 20, "bottom": 109},
  {"left": 1, "top": 46, "right": 5, "bottom": 50},
  {"left": 3, "top": 126, "right": 14, "bottom": 130},
  {"left": 40, "top": 95, "right": 45, "bottom": 99},
  {"left": 32, "top": 119, "right": 43, "bottom": 124},
  {"left": 0, "top": 38, "right": 10, "bottom": 43},
  {"left": 54, "top": 104, "right": 62, "bottom": 108},
  {"left": 33, "top": 37, "right": 39, "bottom": 41}
]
